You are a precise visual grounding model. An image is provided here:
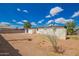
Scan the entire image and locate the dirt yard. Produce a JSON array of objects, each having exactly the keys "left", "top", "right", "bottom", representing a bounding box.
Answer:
[{"left": 0, "top": 33, "right": 79, "bottom": 56}]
